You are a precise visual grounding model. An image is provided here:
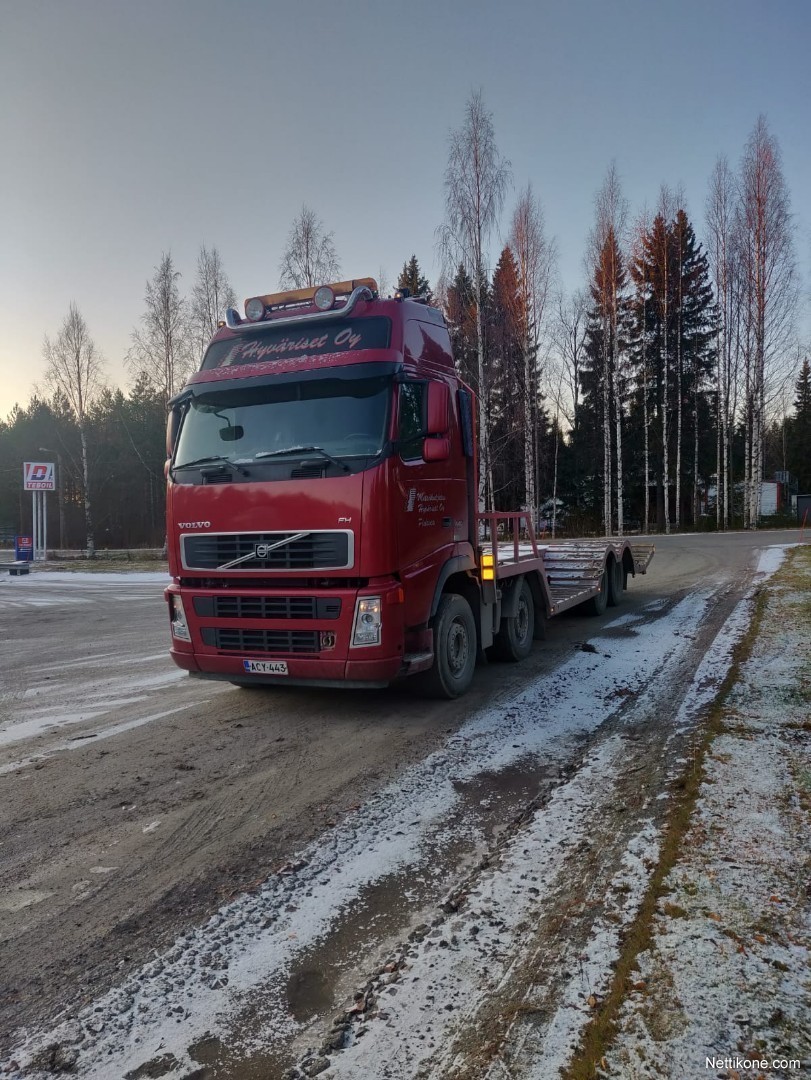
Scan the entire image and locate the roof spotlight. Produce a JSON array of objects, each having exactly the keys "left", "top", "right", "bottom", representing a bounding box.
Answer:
[
  {"left": 245, "top": 297, "right": 265, "bottom": 322},
  {"left": 313, "top": 286, "right": 335, "bottom": 311}
]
